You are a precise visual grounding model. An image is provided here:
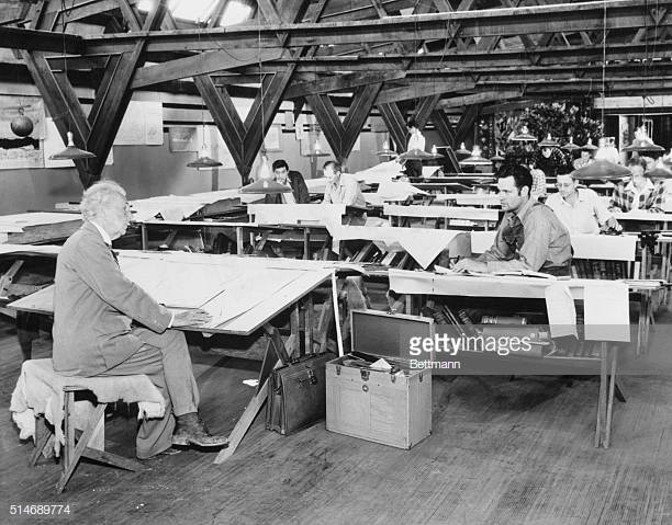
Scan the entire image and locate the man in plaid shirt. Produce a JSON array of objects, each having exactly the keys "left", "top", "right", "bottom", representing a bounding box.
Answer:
[{"left": 609, "top": 156, "right": 666, "bottom": 213}]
